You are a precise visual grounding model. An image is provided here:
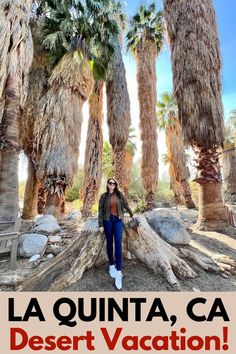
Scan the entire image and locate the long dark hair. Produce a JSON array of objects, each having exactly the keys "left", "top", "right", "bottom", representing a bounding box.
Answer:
[{"left": 106, "top": 177, "right": 122, "bottom": 197}]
